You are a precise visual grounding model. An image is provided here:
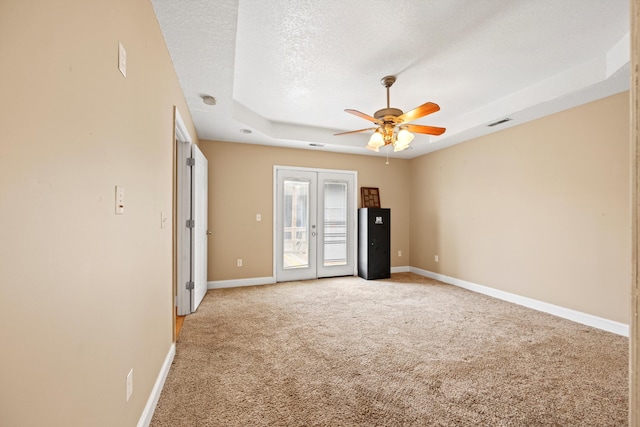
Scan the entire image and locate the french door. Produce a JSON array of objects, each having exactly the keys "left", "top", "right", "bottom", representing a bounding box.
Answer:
[{"left": 275, "top": 167, "right": 356, "bottom": 282}]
